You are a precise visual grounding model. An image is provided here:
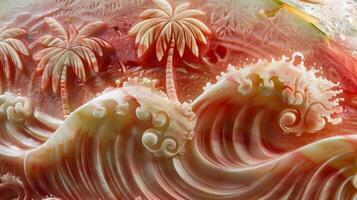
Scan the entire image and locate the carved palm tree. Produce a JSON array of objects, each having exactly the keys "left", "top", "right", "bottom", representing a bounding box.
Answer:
[
  {"left": 33, "top": 17, "right": 111, "bottom": 116},
  {"left": 129, "top": 0, "right": 211, "bottom": 102},
  {"left": 0, "top": 28, "right": 29, "bottom": 92}
]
